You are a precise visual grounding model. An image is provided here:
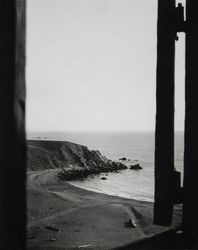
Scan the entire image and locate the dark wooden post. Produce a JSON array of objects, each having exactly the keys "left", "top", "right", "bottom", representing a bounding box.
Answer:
[
  {"left": 0, "top": 1, "right": 26, "bottom": 249},
  {"left": 183, "top": 0, "right": 198, "bottom": 241},
  {"left": 154, "top": 0, "right": 176, "bottom": 226}
]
